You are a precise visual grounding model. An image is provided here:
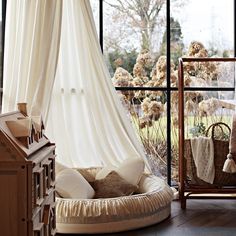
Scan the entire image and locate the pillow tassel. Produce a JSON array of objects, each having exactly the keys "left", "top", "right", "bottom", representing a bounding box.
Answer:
[{"left": 222, "top": 153, "right": 236, "bottom": 173}]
